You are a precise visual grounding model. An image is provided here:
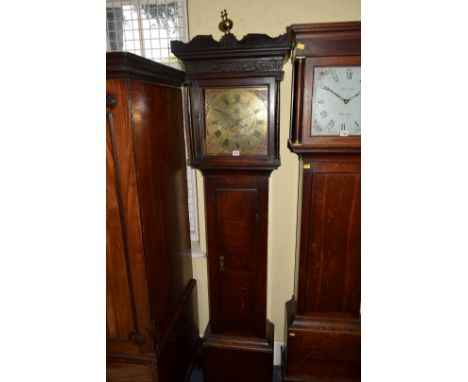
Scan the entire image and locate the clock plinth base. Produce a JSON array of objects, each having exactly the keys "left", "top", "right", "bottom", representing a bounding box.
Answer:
[
  {"left": 282, "top": 298, "right": 361, "bottom": 382},
  {"left": 202, "top": 321, "right": 274, "bottom": 382}
]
